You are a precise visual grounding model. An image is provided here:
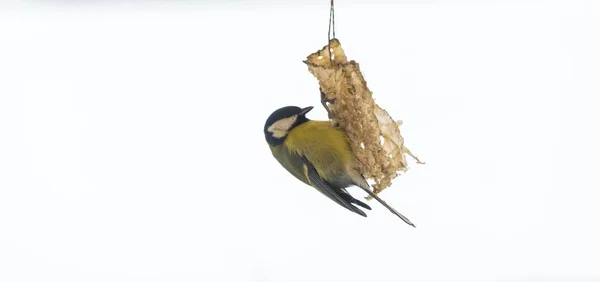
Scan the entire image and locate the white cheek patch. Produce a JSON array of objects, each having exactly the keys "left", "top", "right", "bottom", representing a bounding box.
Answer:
[
  {"left": 267, "top": 115, "right": 298, "bottom": 139},
  {"left": 271, "top": 129, "right": 288, "bottom": 138}
]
